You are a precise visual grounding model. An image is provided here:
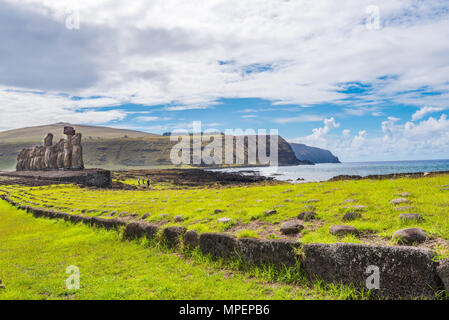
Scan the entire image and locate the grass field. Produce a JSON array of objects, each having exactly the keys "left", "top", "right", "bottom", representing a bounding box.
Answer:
[
  {"left": 0, "top": 200, "right": 363, "bottom": 300},
  {"left": 1, "top": 174, "right": 449, "bottom": 257}
]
